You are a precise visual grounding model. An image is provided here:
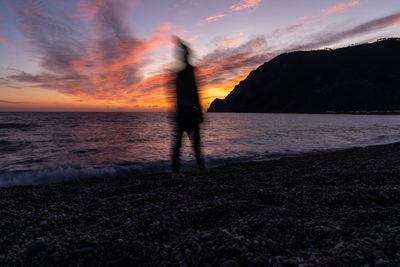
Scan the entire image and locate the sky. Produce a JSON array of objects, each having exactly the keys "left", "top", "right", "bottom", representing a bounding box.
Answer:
[{"left": 0, "top": 0, "right": 399, "bottom": 112}]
